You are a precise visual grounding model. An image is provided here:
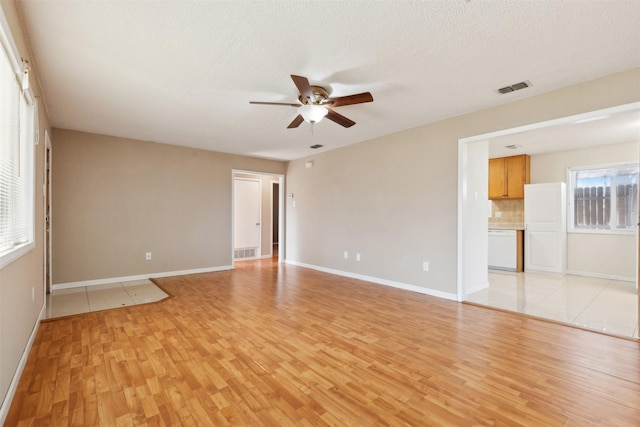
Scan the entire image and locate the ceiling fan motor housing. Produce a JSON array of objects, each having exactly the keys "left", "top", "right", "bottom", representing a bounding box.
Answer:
[{"left": 298, "top": 86, "right": 330, "bottom": 105}]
